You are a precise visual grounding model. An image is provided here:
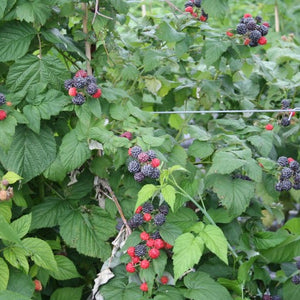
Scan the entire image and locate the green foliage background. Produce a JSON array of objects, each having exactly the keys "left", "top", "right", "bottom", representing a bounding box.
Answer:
[{"left": 0, "top": 0, "right": 299, "bottom": 299}]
